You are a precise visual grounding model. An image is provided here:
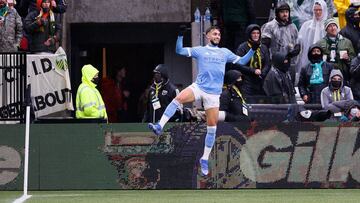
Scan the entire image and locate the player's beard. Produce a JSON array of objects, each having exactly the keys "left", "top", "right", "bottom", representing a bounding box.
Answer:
[{"left": 210, "top": 39, "right": 219, "bottom": 46}]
